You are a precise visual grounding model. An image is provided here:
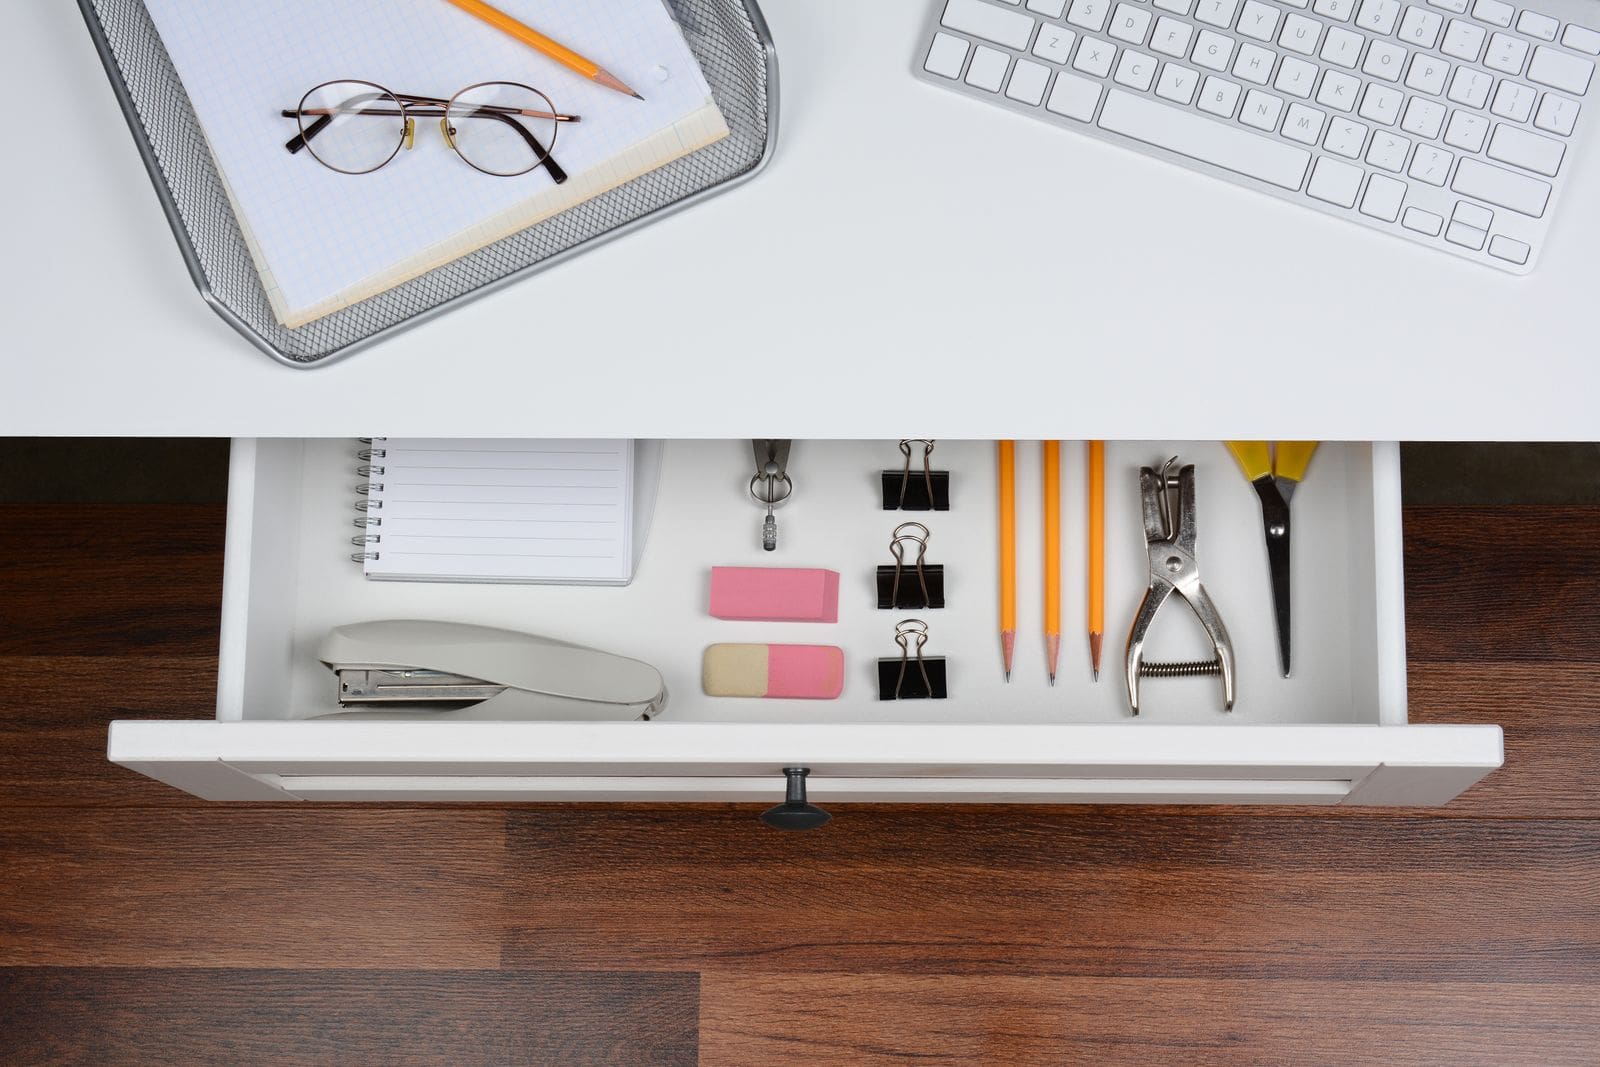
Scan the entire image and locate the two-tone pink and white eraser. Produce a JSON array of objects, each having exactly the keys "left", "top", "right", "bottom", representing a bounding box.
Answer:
[
  {"left": 708, "top": 566, "right": 840, "bottom": 623},
  {"left": 702, "top": 644, "right": 845, "bottom": 699}
]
